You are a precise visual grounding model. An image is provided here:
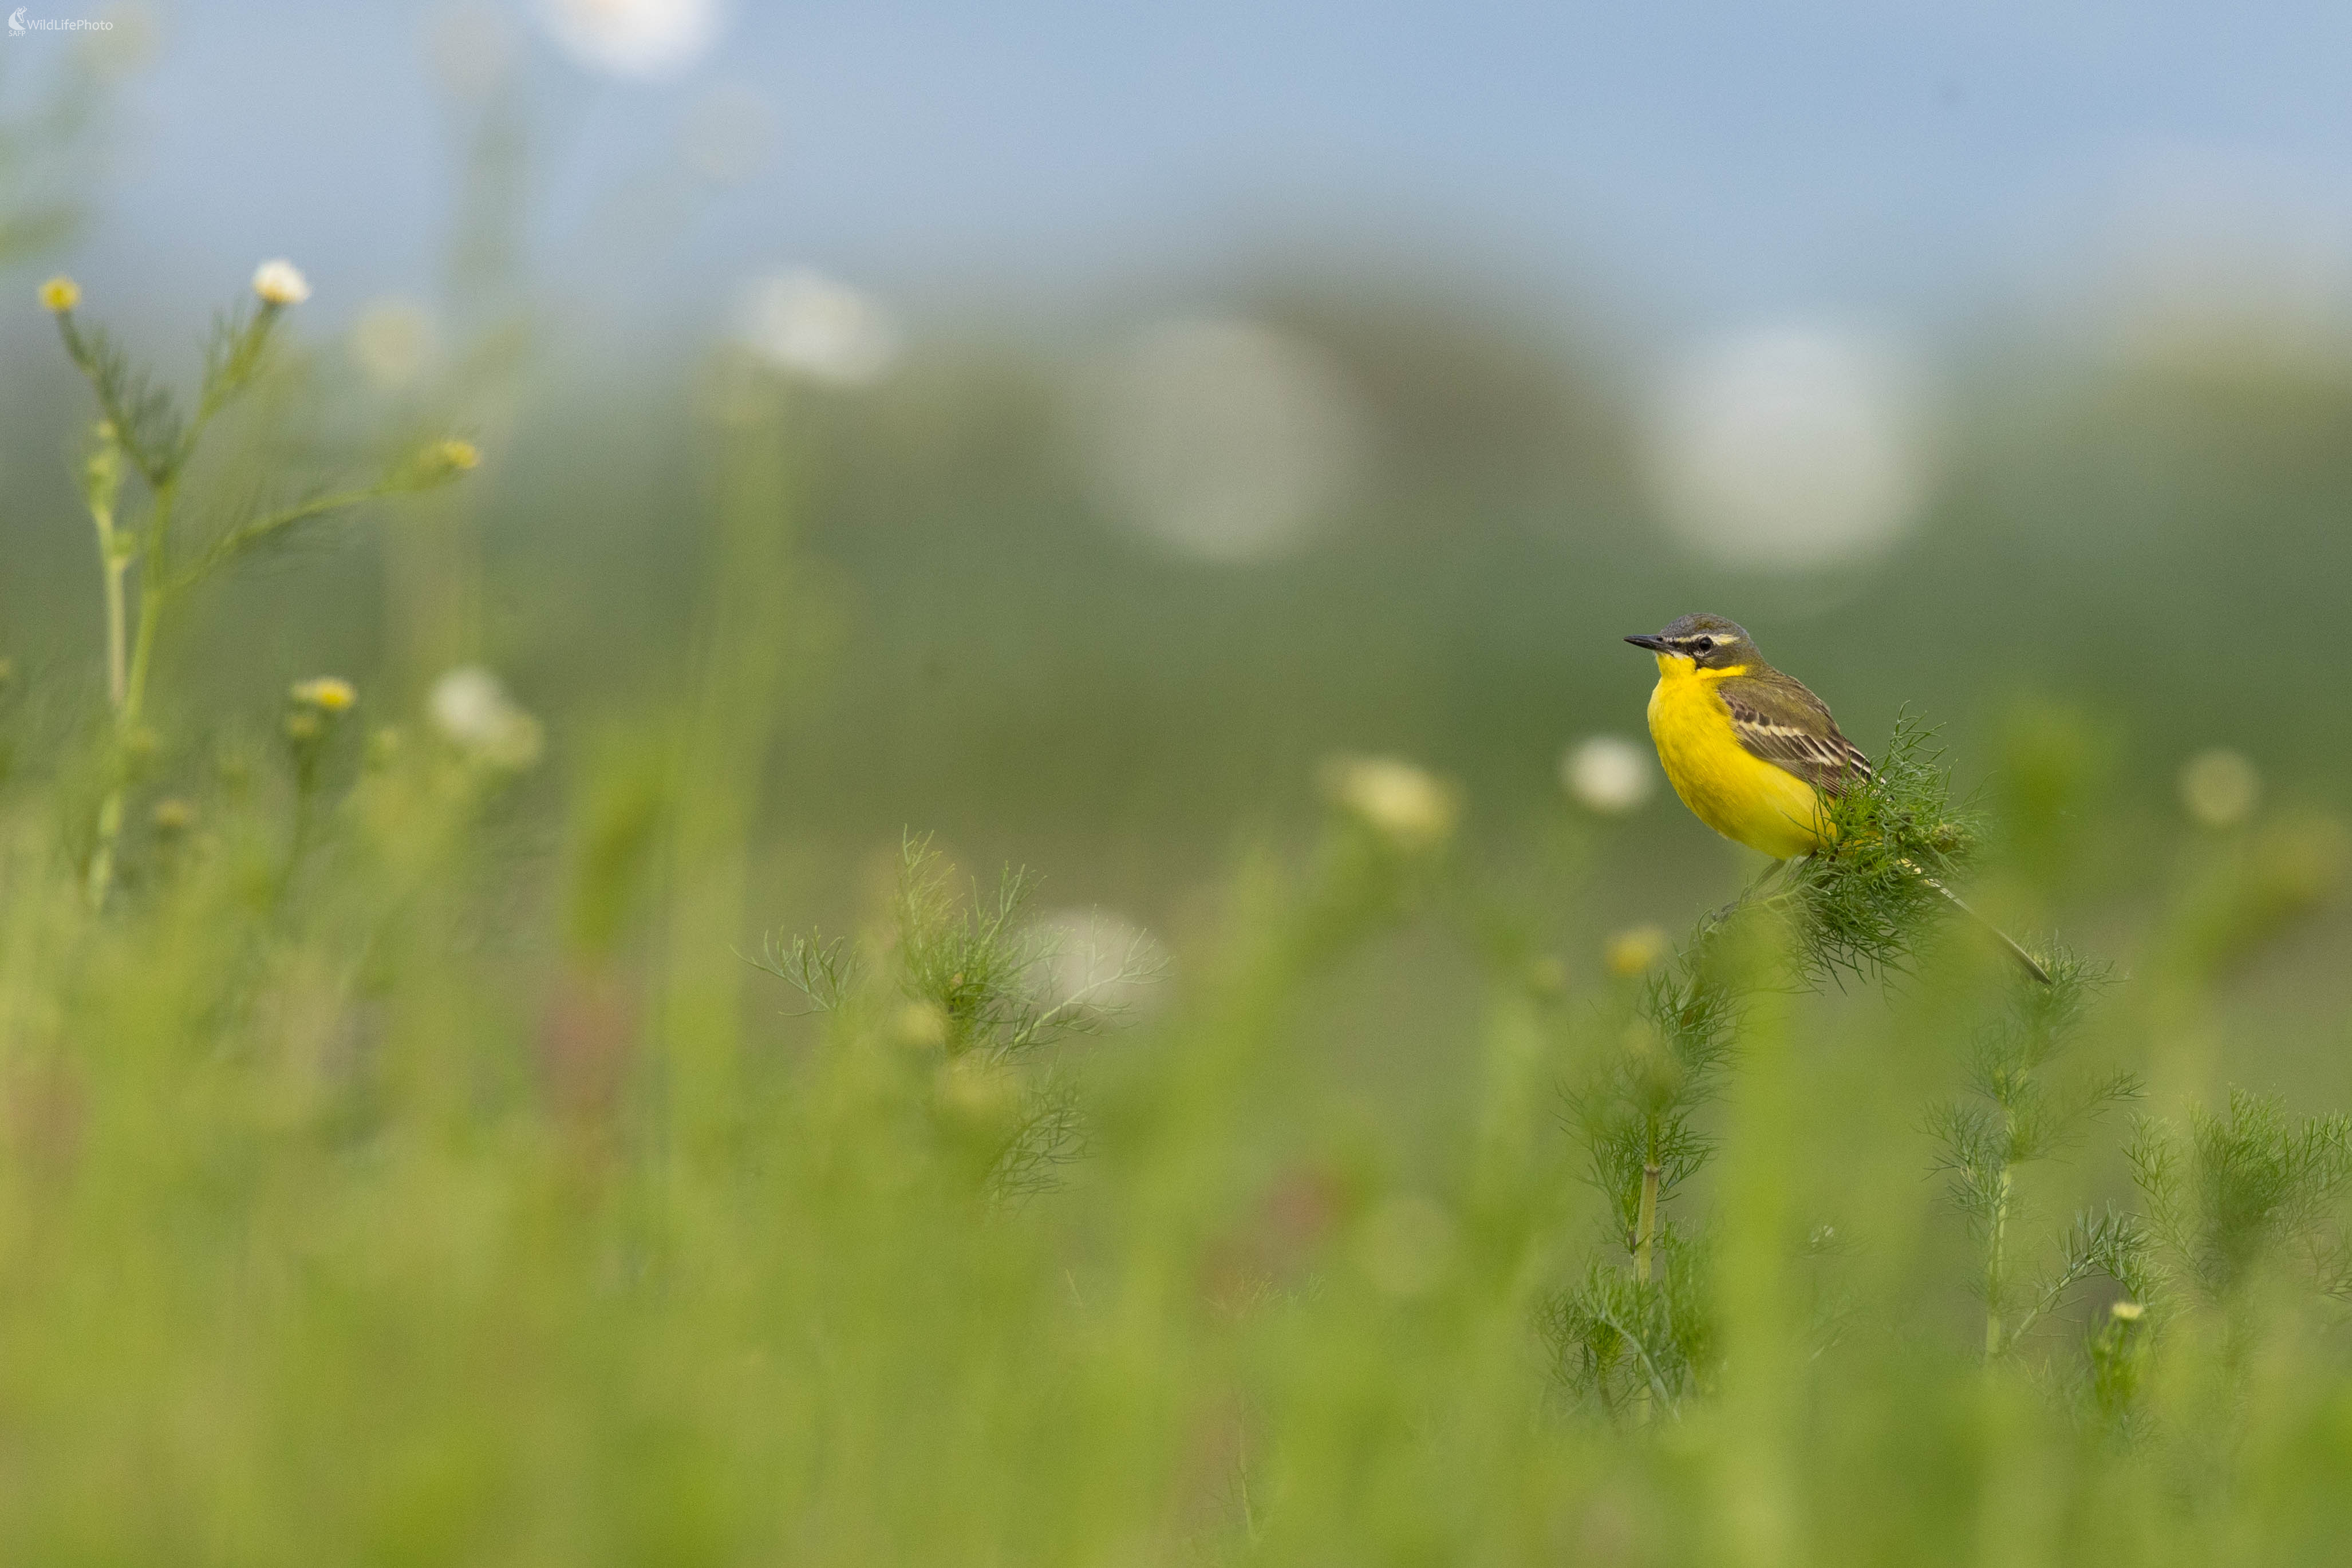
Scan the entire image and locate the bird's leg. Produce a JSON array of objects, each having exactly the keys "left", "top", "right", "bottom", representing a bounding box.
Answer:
[{"left": 1747, "top": 856, "right": 1794, "bottom": 902}]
